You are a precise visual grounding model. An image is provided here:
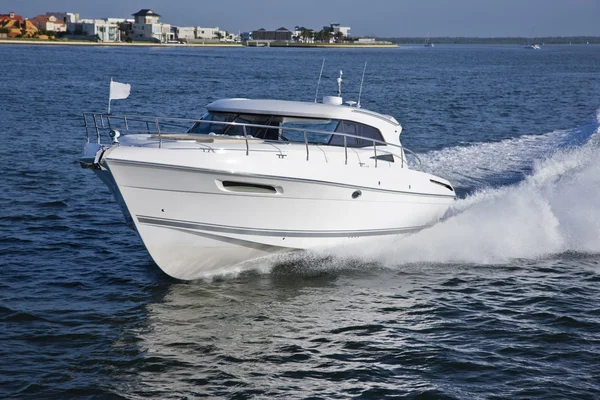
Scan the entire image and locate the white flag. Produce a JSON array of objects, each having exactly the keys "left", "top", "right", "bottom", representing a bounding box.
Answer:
[{"left": 109, "top": 80, "right": 131, "bottom": 100}]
